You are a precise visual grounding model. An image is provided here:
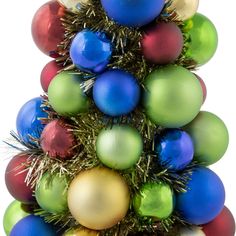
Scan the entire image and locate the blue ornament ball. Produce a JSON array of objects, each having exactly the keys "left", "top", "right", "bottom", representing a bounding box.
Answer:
[
  {"left": 176, "top": 167, "right": 225, "bottom": 225},
  {"left": 93, "top": 69, "right": 140, "bottom": 116},
  {"left": 16, "top": 97, "right": 48, "bottom": 146},
  {"left": 100, "top": 0, "right": 165, "bottom": 27},
  {"left": 154, "top": 129, "right": 194, "bottom": 171},
  {"left": 70, "top": 29, "right": 113, "bottom": 73},
  {"left": 10, "top": 215, "right": 56, "bottom": 236}
]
